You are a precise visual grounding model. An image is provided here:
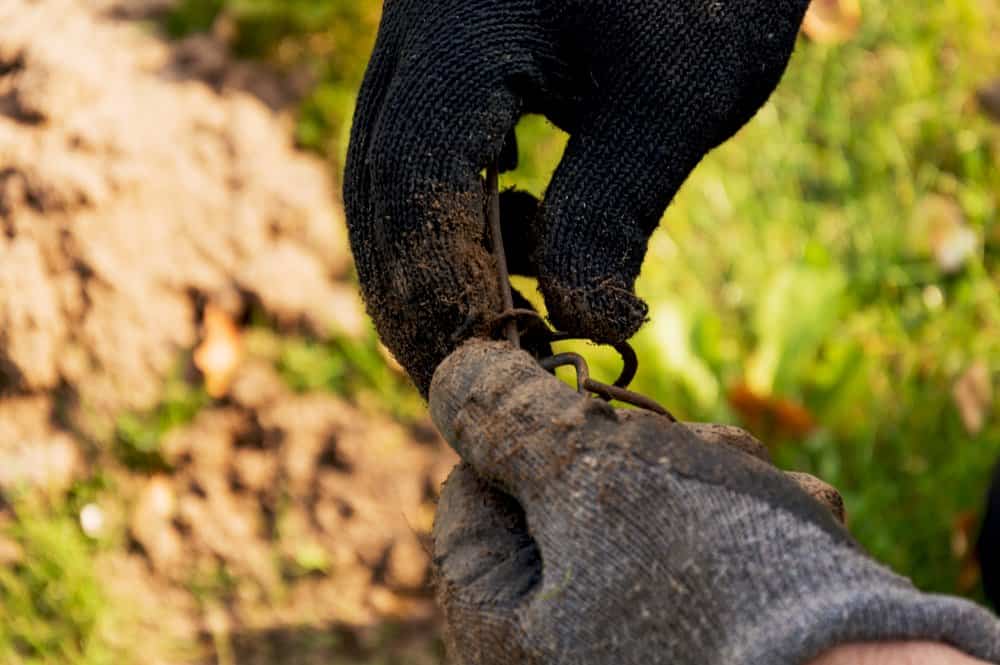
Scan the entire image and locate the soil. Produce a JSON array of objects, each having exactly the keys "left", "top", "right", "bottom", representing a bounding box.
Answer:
[
  {"left": 112, "top": 358, "right": 455, "bottom": 664},
  {"left": 0, "top": 1, "right": 456, "bottom": 662}
]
